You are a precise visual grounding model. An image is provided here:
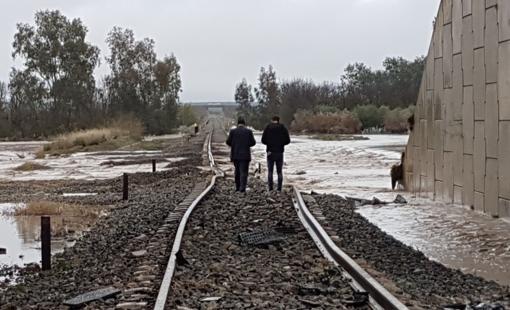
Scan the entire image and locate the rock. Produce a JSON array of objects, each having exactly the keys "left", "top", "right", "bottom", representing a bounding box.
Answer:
[
  {"left": 115, "top": 302, "right": 148, "bottom": 309},
  {"left": 295, "top": 170, "right": 306, "bottom": 175},
  {"left": 131, "top": 250, "right": 147, "bottom": 257},
  {"left": 393, "top": 194, "right": 407, "bottom": 204},
  {"left": 0, "top": 248, "right": 6, "bottom": 255},
  {"left": 63, "top": 287, "right": 121, "bottom": 307}
]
